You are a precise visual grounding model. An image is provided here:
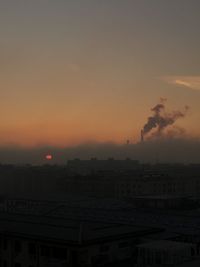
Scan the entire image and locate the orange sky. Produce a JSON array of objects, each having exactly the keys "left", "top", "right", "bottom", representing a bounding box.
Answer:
[{"left": 1, "top": 1, "right": 200, "bottom": 147}]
